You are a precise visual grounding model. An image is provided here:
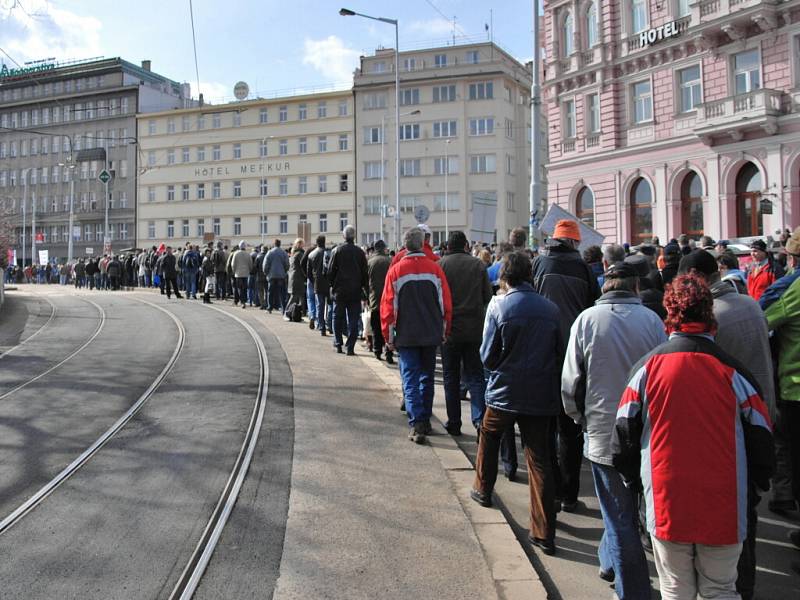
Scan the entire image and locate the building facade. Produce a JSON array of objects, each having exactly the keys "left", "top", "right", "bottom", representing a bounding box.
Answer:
[
  {"left": 136, "top": 91, "right": 354, "bottom": 248},
  {"left": 353, "top": 42, "right": 535, "bottom": 246},
  {"left": 544, "top": 0, "right": 800, "bottom": 244},
  {"left": 0, "top": 57, "right": 190, "bottom": 263}
]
